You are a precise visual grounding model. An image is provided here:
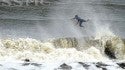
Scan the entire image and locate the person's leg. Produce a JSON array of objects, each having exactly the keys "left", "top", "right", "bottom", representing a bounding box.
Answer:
[{"left": 79, "top": 21, "right": 84, "bottom": 27}]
